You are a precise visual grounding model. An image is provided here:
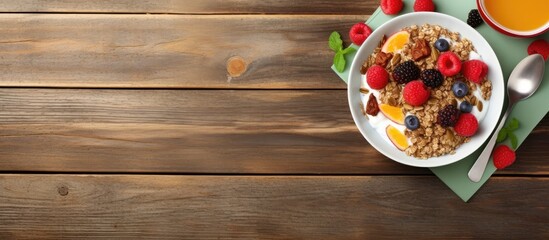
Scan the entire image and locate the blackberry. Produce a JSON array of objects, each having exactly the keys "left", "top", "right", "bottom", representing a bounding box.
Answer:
[
  {"left": 437, "top": 104, "right": 460, "bottom": 127},
  {"left": 393, "top": 60, "right": 420, "bottom": 84},
  {"left": 420, "top": 69, "right": 444, "bottom": 88},
  {"left": 467, "top": 9, "right": 483, "bottom": 28}
]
